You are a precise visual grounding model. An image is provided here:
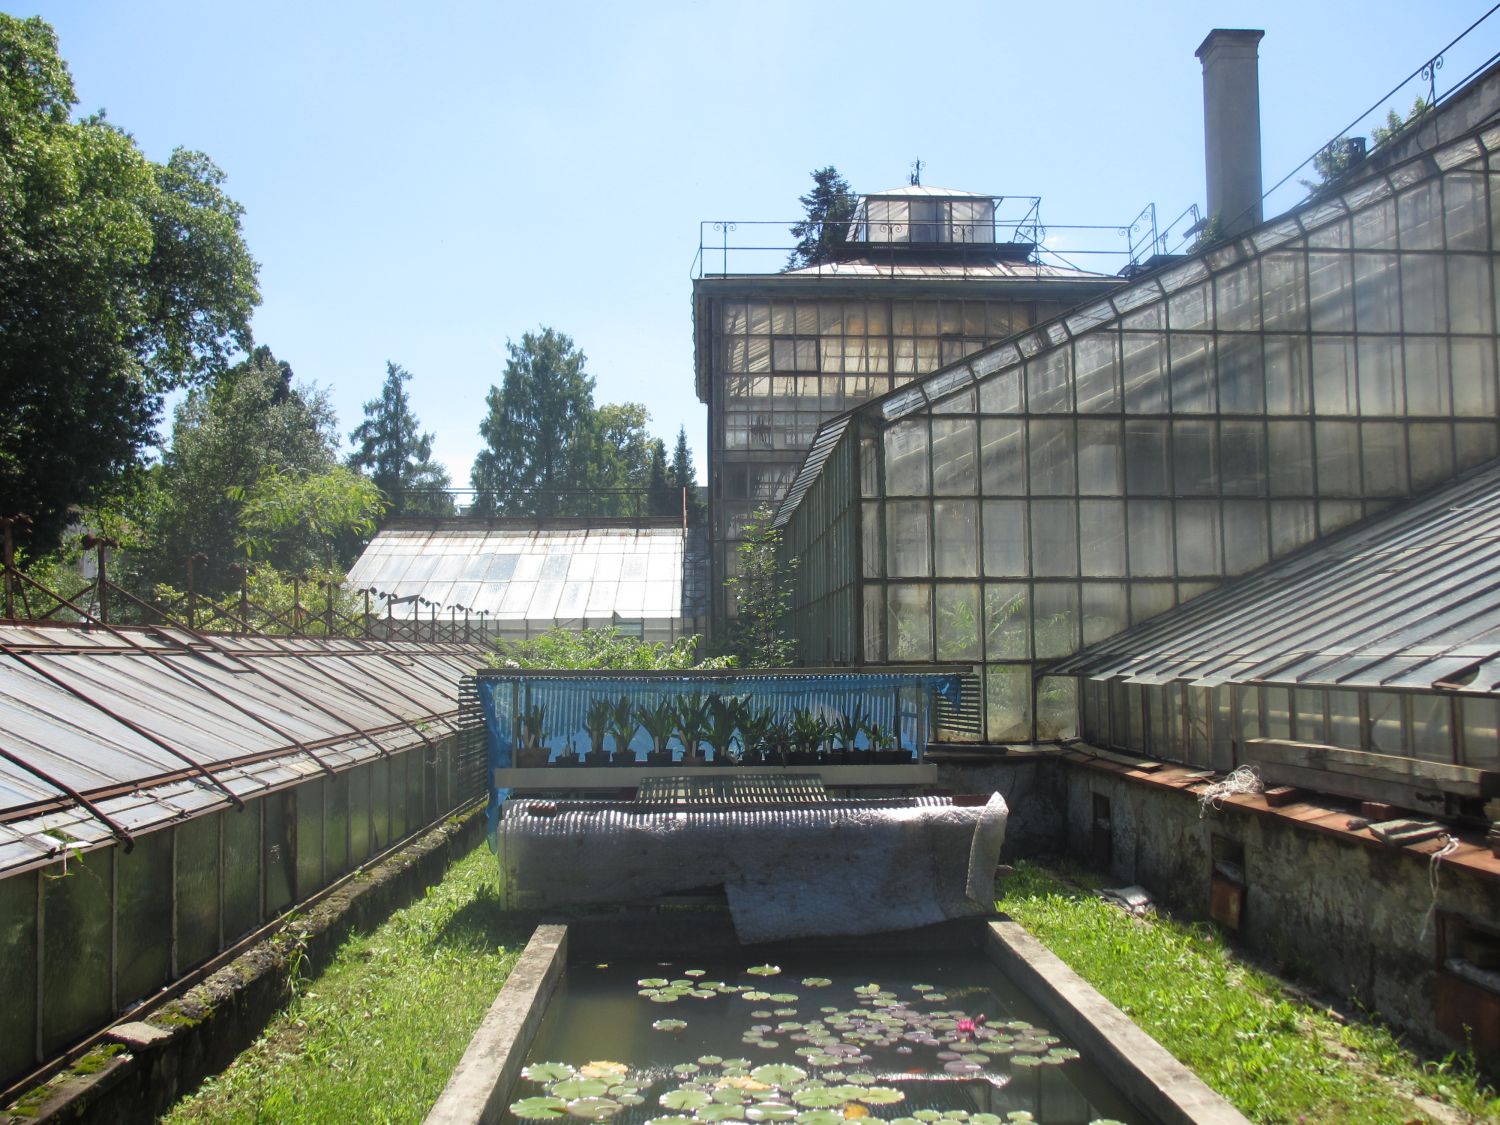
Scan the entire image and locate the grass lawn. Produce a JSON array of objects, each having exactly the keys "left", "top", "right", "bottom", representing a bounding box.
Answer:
[
  {"left": 998, "top": 861, "right": 1500, "bottom": 1125},
  {"left": 166, "top": 840, "right": 532, "bottom": 1125}
]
